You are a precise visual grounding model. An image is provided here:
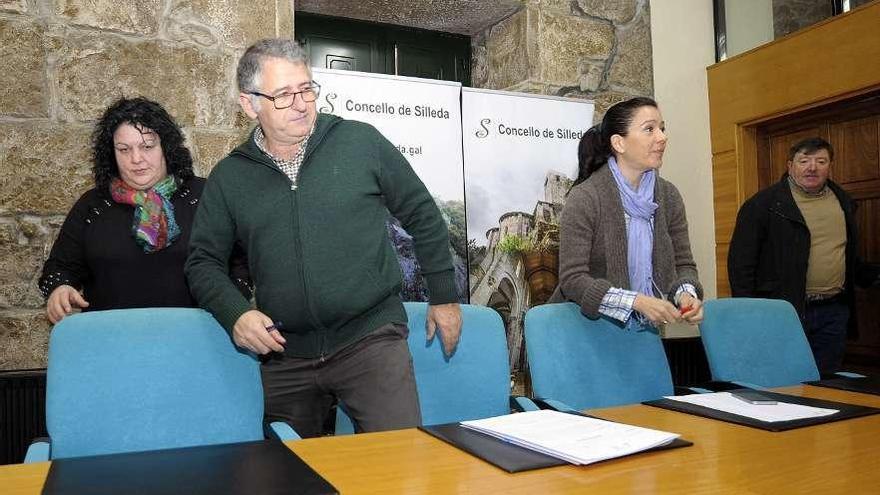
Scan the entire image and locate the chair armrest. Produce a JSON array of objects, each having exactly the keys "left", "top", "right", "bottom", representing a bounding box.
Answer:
[
  {"left": 510, "top": 396, "right": 540, "bottom": 412},
  {"left": 23, "top": 438, "right": 50, "bottom": 463},
  {"left": 265, "top": 421, "right": 301, "bottom": 441}
]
